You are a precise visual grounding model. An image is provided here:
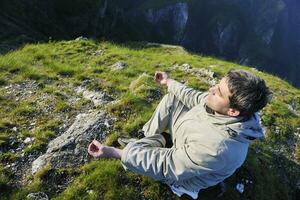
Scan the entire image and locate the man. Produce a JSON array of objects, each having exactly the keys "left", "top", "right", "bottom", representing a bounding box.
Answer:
[{"left": 88, "top": 70, "right": 272, "bottom": 199}]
